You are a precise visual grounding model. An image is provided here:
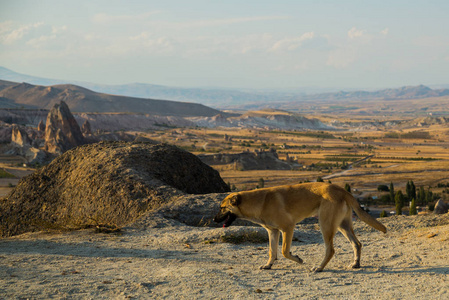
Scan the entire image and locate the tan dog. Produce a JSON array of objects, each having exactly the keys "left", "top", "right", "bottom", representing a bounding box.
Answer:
[{"left": 214, "top": 182, "right": 386, "bottom": 272}]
